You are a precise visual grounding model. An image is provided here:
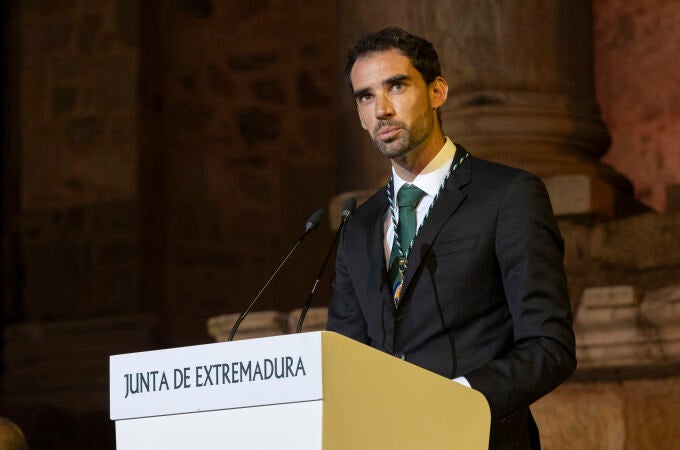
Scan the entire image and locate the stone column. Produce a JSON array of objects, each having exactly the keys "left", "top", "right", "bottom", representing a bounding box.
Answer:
[
  {"left": 1, "top": 3, "right": 158, "bottom": 448},
  {"left": 335, "top": 0, "right": 640, "bottom": 218}
]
